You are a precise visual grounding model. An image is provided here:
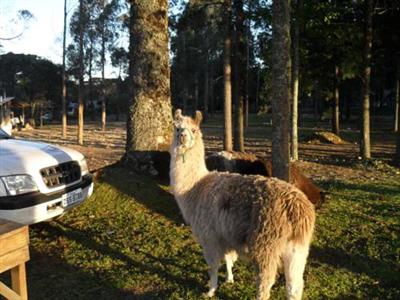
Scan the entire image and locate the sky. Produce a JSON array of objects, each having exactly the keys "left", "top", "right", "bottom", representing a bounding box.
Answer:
[{"left": 0, "top": 0, "right": 124, "bottom": 78}]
